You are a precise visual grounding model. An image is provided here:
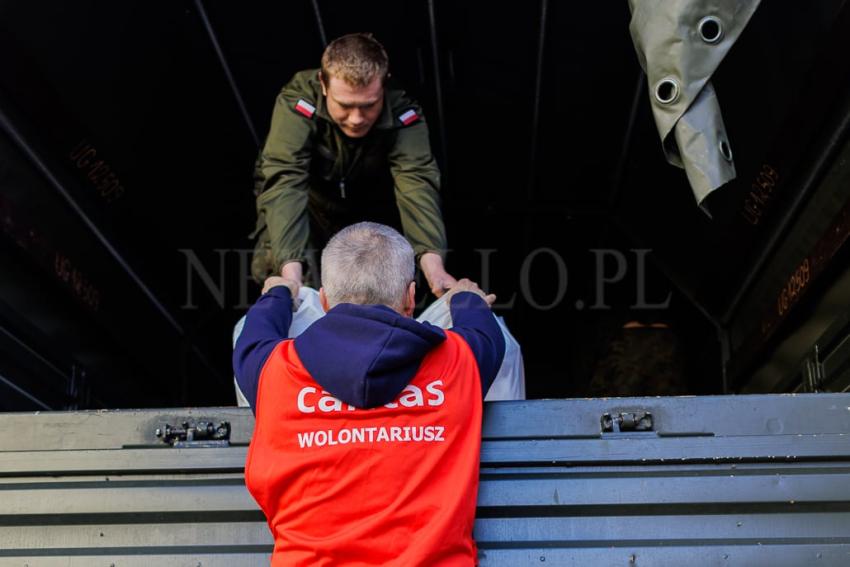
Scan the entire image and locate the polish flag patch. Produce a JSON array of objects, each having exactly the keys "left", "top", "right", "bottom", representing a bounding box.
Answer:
[
  {"left": 295, "top": 99, "right": 316, "bottom": 118},
  {"left": 398, "top": 109, "right": 419, "bottom": 125}
]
